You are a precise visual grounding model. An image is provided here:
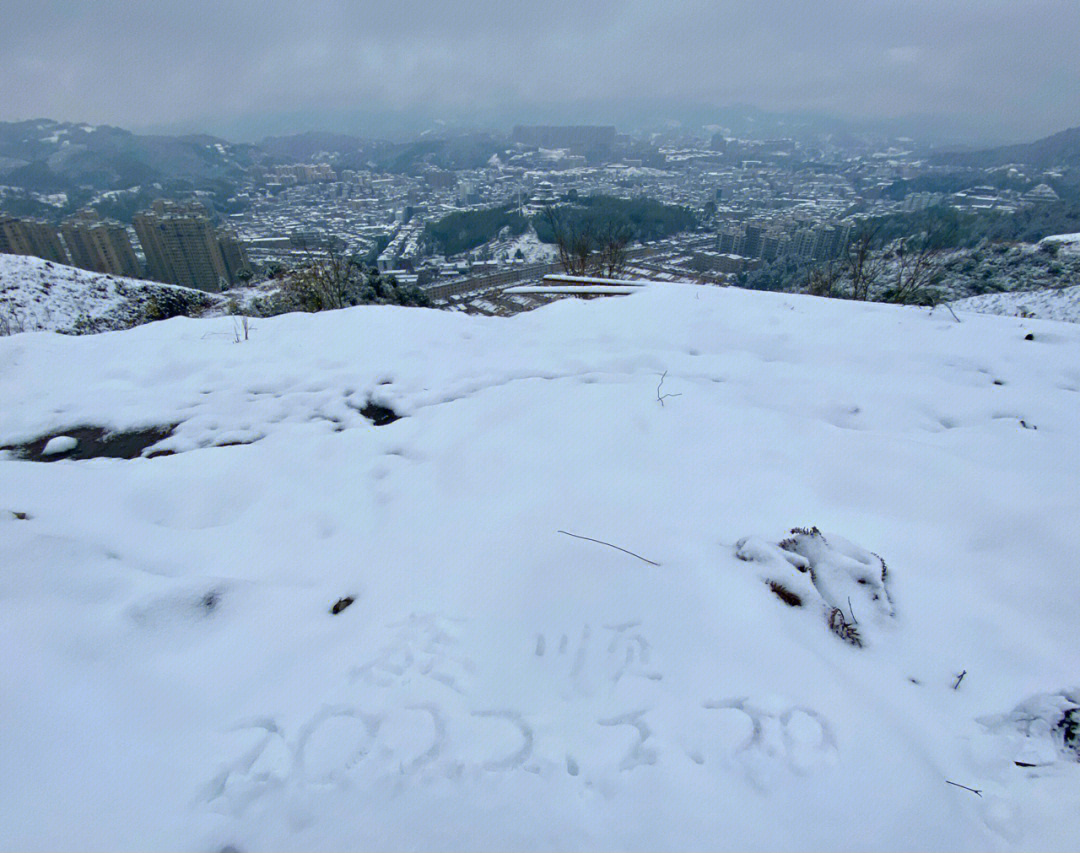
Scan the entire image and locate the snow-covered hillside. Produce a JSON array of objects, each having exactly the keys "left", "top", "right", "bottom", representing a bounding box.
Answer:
[
  {"left": 1040, "top": 232, "right": 1080, "bottom": 253},
  {"left": 1, "top": 285, "right": 1078, "bottom": 850},
  {"left": 950, "top": 283, "right": 1080, "bottom": 324},
  {"left": 0, "top": 254, "right": 220, "bottom": 335},
  {"left": 489, "top": 228, "right": 559, "bottom": 264}
]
